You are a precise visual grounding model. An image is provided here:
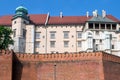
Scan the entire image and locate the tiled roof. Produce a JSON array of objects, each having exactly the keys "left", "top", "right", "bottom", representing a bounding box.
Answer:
[
  {"left": 88, "top": 15, "right": 115, "bottom": 22},
  {"left": 48, "top": 16, "right": 92, "bottom": 25},
  {"left": 0, "top": 15, "right": 12, "bottom": 26},
  {"left": 106, "top": 15, "right": 120, "bottom": 22},
  {"left": 0, "top": 14, "right": 119, "bottom": 26},
  {"left": 29, "top": 14, "right": 47, "bottom": 25}
]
